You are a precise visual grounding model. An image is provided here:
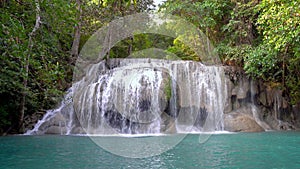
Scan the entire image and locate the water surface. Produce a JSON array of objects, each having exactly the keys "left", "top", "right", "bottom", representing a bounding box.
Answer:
[{"left": 0, "top": 132, "right": 299, "bottom": 169}]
